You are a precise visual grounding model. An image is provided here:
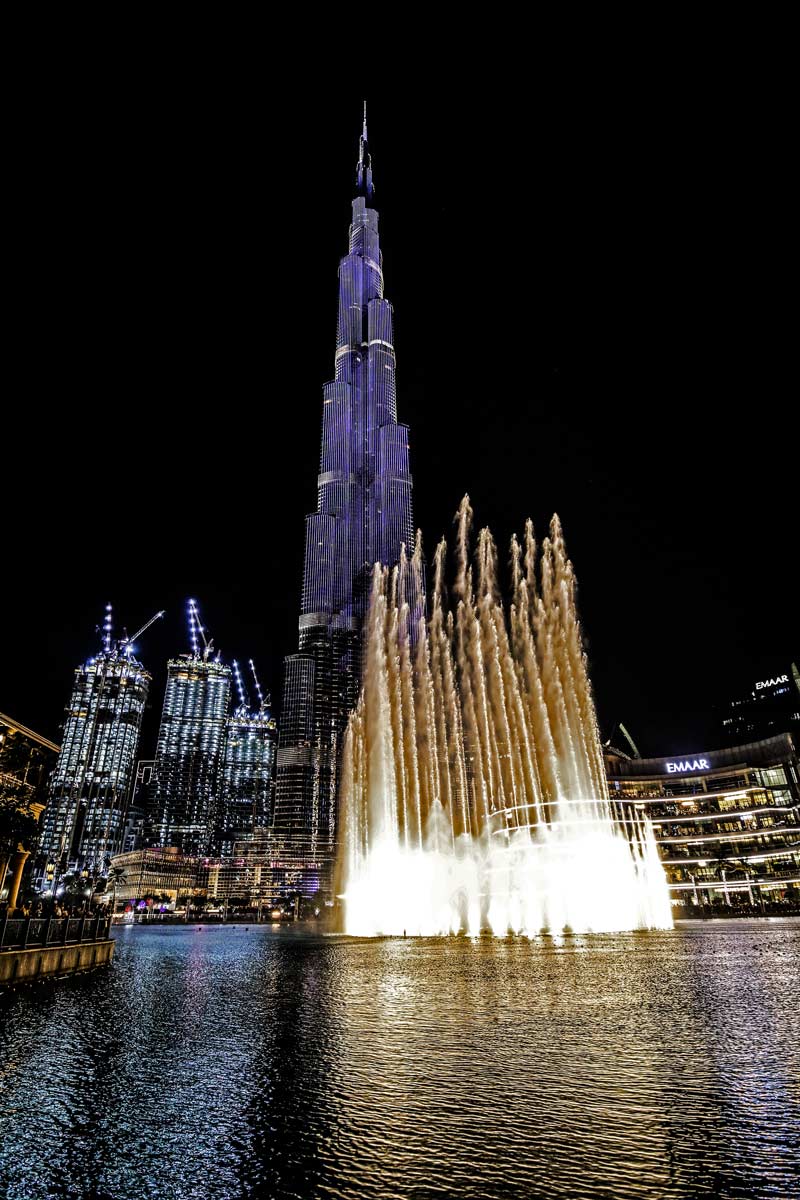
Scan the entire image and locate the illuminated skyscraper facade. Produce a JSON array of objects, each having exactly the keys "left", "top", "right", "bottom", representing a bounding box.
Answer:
[
  {"left": 273, "top": 106, "right": 414, "bottom": 886},
  {"left": 39, "top": 618, "right": 151, "bottom": 876},
  {"left": 152, "top": 654, "right": 232, "bottom": 856},
  {"left": 220, "top": 711, "right": 277, "bottom": 856},
  {"left": 219, "top": 659, "right": 277, "bottom": 856}
]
